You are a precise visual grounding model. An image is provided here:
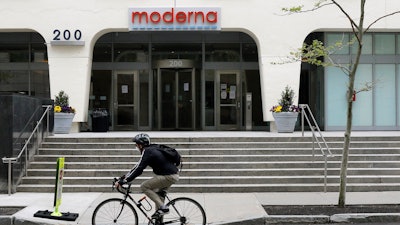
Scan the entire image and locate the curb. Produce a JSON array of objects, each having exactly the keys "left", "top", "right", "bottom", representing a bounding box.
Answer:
[
  {"left": 0, "top": 216, "right": 13, "bottom": 225},
  {"left": 212, "top": 216, "right": 266, "bottom": 225},
  {"left": 266, "top": 213, "right": 400, "bottom": 224},
  {"left": 266, "top": 215, "right": 330, "bottom": 224},
  {"left": 331, "top": 213, "right": 400, "bottom": 223}
]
